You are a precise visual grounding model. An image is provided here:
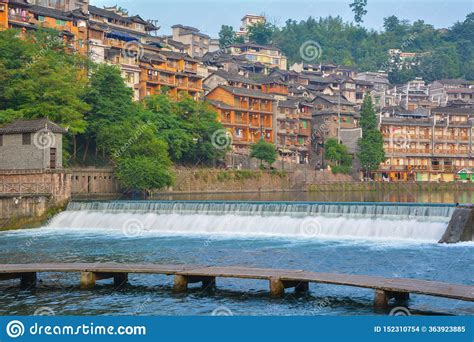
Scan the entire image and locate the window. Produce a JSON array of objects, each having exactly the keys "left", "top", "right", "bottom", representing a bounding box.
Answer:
[
  {"left": 38, "top": 16, "right": 45, "bottom": 22},
  {"left": 125, "top": 72, "right": 135, "bottom": 84},
  {"left": 22, "top": 133, "right": 31, "bottom": 145},
  {"left": 56, "top": 19, "right": 66, "bottom": 26}
]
